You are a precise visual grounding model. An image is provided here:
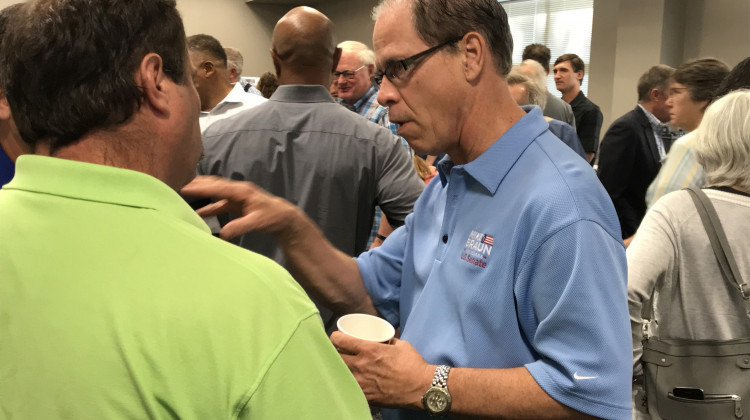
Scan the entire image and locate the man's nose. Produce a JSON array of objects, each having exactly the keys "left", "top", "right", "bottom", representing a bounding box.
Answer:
[{"left": 376, "top": 77, "right": 398, "bottom": 108}]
